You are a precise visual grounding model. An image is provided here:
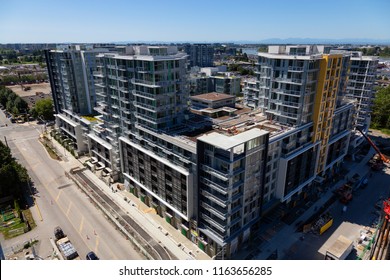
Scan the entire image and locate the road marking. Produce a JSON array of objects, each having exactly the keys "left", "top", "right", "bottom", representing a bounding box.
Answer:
[
  {"left": 79, "top": 216, "right": 84, "bottom": 233},
  {"left": 94, "top": 236, "right": 100, "bottom": 253},
  {"left": 55, "top": 190, "right": 62, "bottom": 202},
  {"left": 14, "top": 140, "right": 124, "bottom": 260},
  {"left": 34, "top": 197, "right": 43, "bottom": 222},
  {"left": 66, "top": 201, "right": 72, "bottom": 216}
]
